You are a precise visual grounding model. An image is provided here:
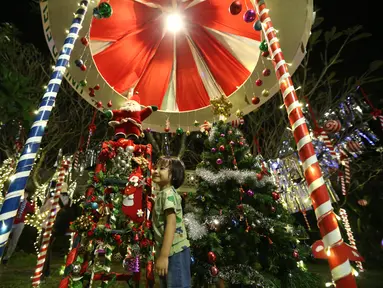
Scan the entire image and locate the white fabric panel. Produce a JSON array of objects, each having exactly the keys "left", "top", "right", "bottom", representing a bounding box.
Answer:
[
  {"left": 185, "top": 0, "right": 206, "bottom": 9},
  {"left": 90, "top": 40, "right": 113, "bottom": 55},
  {"left": 186, "top": 36, "right": 222, "bottom": 99},
  {"left": 161, "top": 36, "right": 178, "bottom": 112},
  {"left": 205, "top": 27, "right": 260, "bottom": 72}
]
